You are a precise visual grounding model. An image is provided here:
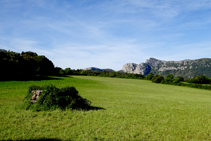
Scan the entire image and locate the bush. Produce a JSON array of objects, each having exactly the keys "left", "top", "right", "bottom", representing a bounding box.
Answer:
[
  {"left": 23, "top": 85, "right": 91, "bottom": 111},
  {"left": 177, "top": 76, "right": 184, "bottom": 82},
  {"left": 184, "top": 78, "right": 191, "bottom": 82},
  {"left": 80, "top": 70, "right": 87, "bottom": 75},
  {"left": 189, "top": 74, "right": 210, "bottom": 84},
  {"left": 146, "top": 73, "right": 154, "bottom": 80},
  {"left": 172, "top": 77, "right": 181, "bottom": 83},
  {"left": 152, "top": 75, "right": 164, "bottom": 83},
  {"left": 189, "top": 75, "right": 201, "bottom": 83},
  {"left": 109, "top": 72, "right": 116, "bottom": 77},
  {"left": 165, "top": 74, "right": 174, "bottom": 83},
  {"left": 200, "top": 74, "right": 210, "bottom": 84}
]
